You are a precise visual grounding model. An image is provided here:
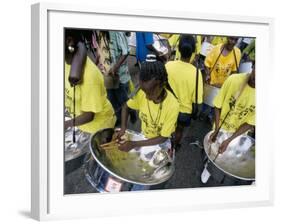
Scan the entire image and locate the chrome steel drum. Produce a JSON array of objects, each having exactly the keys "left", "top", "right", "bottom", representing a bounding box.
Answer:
[
  {"left": 86, "top": 128, "right": 175, "bottom": 192},
  {"left": 203, "top": 84, "right": 220, "bottom": 107},
  {"left": 65, "top": 116, "right": 90, "bottom": 161},
  {"left": 203, "top": 130, "right": 255, "bottom": 180},
  {"left": 200, "top": 42, "right": 214, "bottom": 57},
  {"left": 239, "top": 62, "right": 253, "bottom": 74}
]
